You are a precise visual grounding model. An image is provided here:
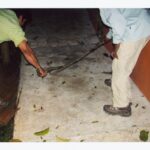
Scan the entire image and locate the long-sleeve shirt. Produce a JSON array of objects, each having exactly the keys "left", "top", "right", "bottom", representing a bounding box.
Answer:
[
  {"left": 0, "top": 9, "right": 27, "bottom": 47},
  {"left": 100, "top": 9, "right": 150, "bottom": 44}
]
